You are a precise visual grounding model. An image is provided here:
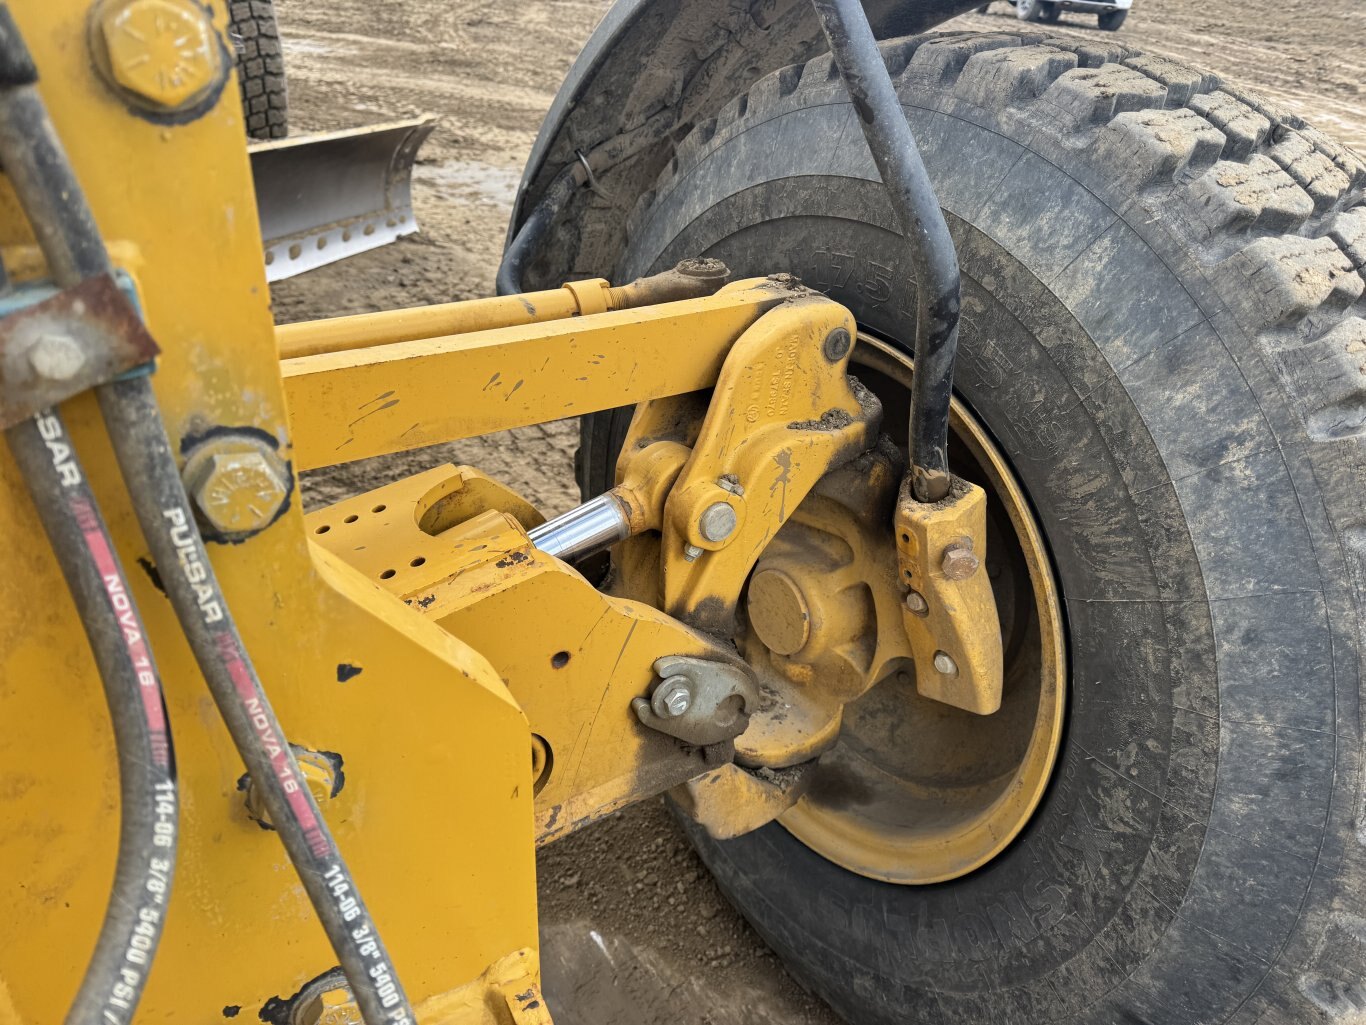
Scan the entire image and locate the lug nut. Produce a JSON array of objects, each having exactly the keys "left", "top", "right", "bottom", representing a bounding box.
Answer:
[
  {"left": 941, "top": 543, "right": 980, "bottom": 581},
  {"left": 652, "top": 676, "right": 693, "bottom": 718},
  {"left": 27, "top": 333, "right": 87, "bottom": 382},
  {"left": 822, "top": 327, "right": 852, "bottom": 362},
  {"left": 933, "top": 651, "right": 958, "bottom": 676},
  {"left": 698, "top": 502, "right": 738, "bottom": 543},
  {"left": 904, "top": 591, "right": 928, "bottom": 616},
  {"left": 683, "top": 543, "right": 704, "bottom": 562}
]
